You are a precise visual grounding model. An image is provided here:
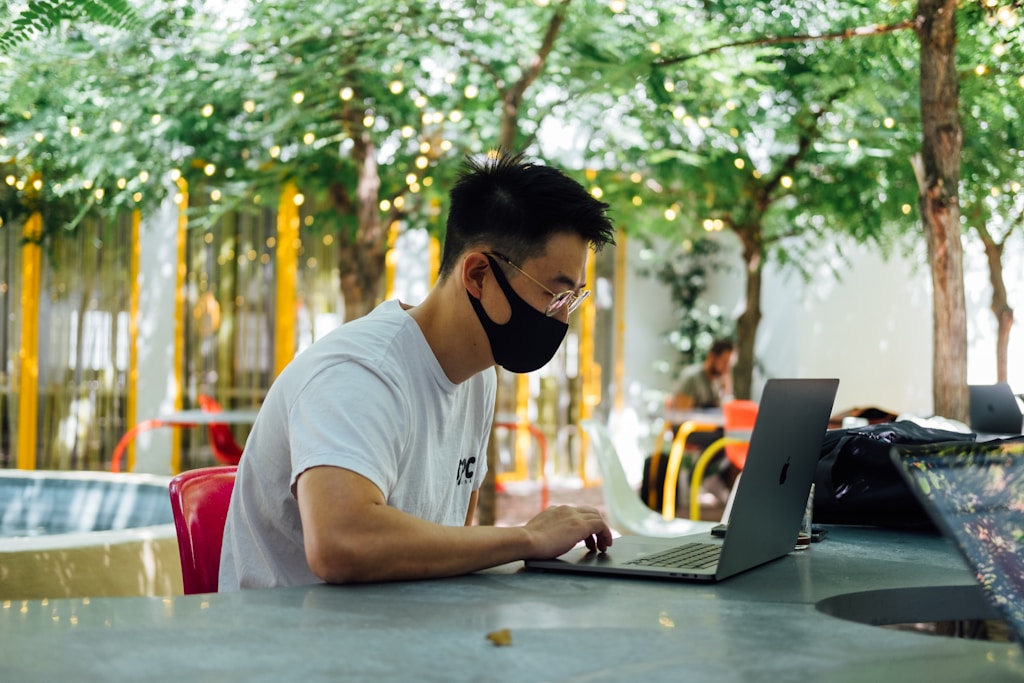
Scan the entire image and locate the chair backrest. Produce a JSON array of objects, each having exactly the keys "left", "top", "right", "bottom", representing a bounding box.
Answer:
[
  {"left": 197, "top": 394, "right": 244, "bottom": 465},
  {"left": 582, "top": 419, "right": 713, "bottom": 537},
  {"left": 722, "top": 399, "right": 759, "bottom": 470},
  {"left": 168, "top": 465, "right": 237, "bottom": 595}
]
